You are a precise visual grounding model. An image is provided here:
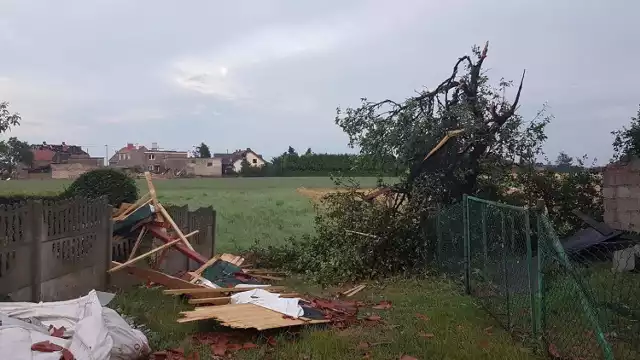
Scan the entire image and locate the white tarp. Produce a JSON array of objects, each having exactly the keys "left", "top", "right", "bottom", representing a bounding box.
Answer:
[
  {"left": 0, "top": 290, "right": 149, "bottom": 360},
  {"left": 230, "top": 289, "right": 304, "bottom": 318}
]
